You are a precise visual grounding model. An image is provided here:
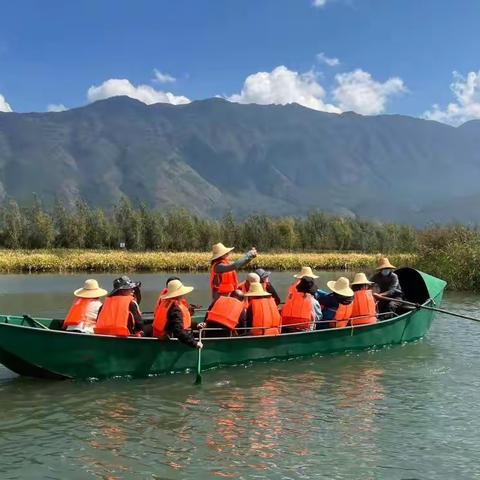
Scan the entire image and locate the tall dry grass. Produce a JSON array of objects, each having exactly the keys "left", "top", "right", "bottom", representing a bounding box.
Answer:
[{"left": 0, "top": 250, "right": 417, "bottom": 273}]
